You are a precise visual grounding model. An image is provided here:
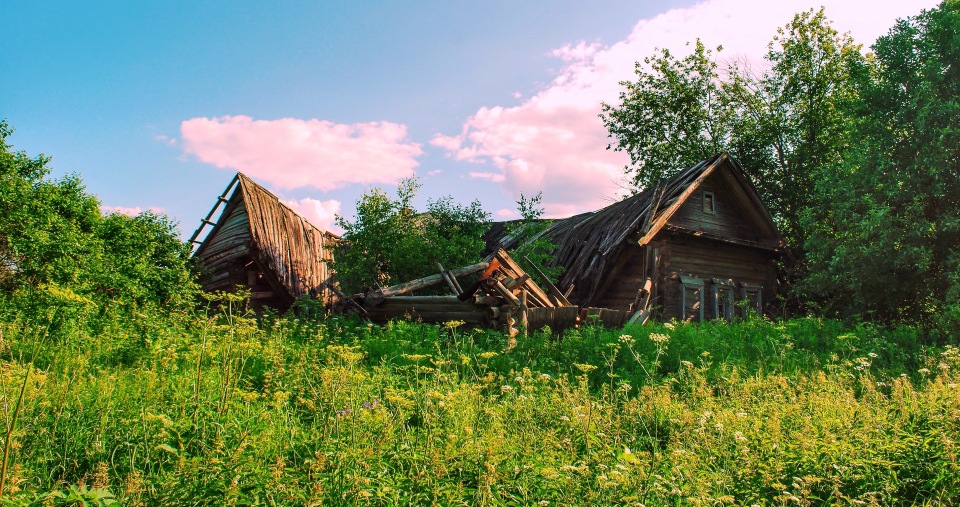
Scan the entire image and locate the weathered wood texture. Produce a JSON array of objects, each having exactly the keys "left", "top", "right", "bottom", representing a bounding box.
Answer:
[
  {"left": 483, "top": 153, "right": 786, "bottom": 323},
  {"left": 360, "top": 250, "right": 581, "bottom": 334},
  {"left": 657, "top": 234, "right": 777, "bottom": 321},
  {"left": 669, "top": 171, "right": 764, "bottom": 242},
  {"left": 194, "top": 173, "right": 340, "bottom": 310},
  {"left": 526, "top": 306, "right": 580, "bottom": 333}
]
